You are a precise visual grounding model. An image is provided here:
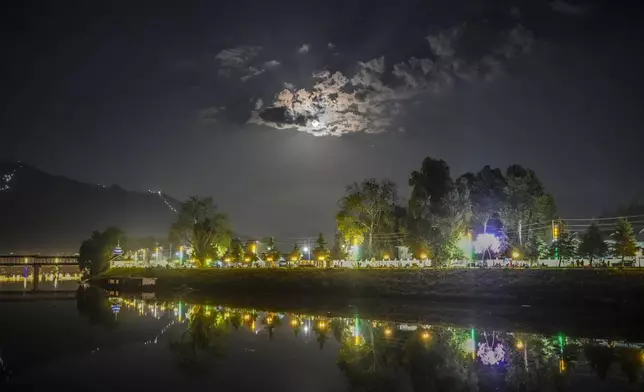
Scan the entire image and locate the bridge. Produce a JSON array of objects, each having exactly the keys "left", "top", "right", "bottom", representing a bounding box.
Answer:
[
  {"left": 0, "top": 255, "right": 79, "bottom": 291},
  {"left": 0, "top": 255, "right": 79, "bottom": 266}
]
